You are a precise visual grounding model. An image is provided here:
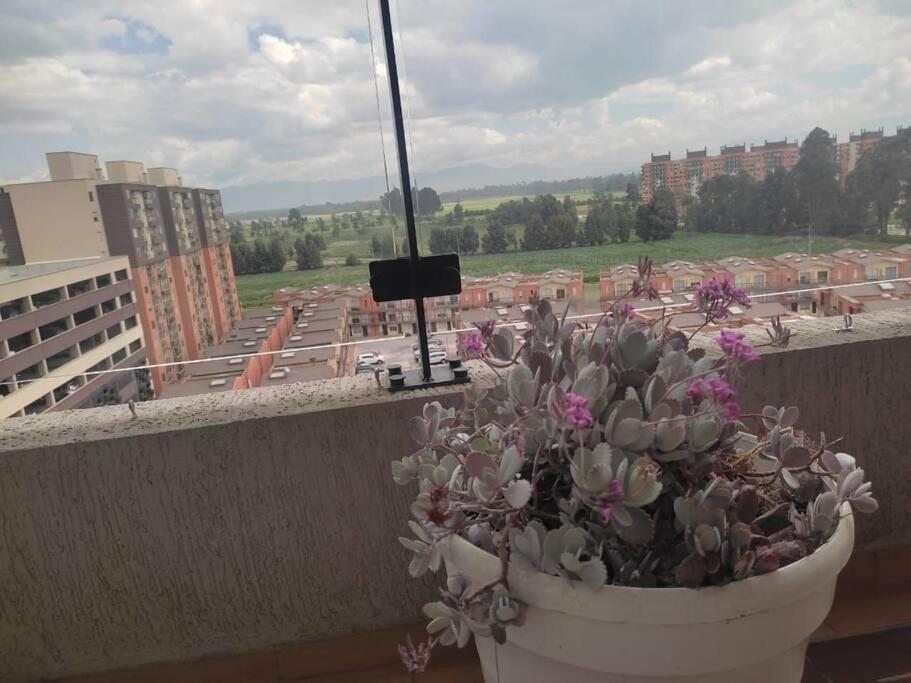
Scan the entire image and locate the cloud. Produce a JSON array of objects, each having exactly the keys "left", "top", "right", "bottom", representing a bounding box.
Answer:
[{"left": 0, "top": 0, "right": 909, "bottom": 193}]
